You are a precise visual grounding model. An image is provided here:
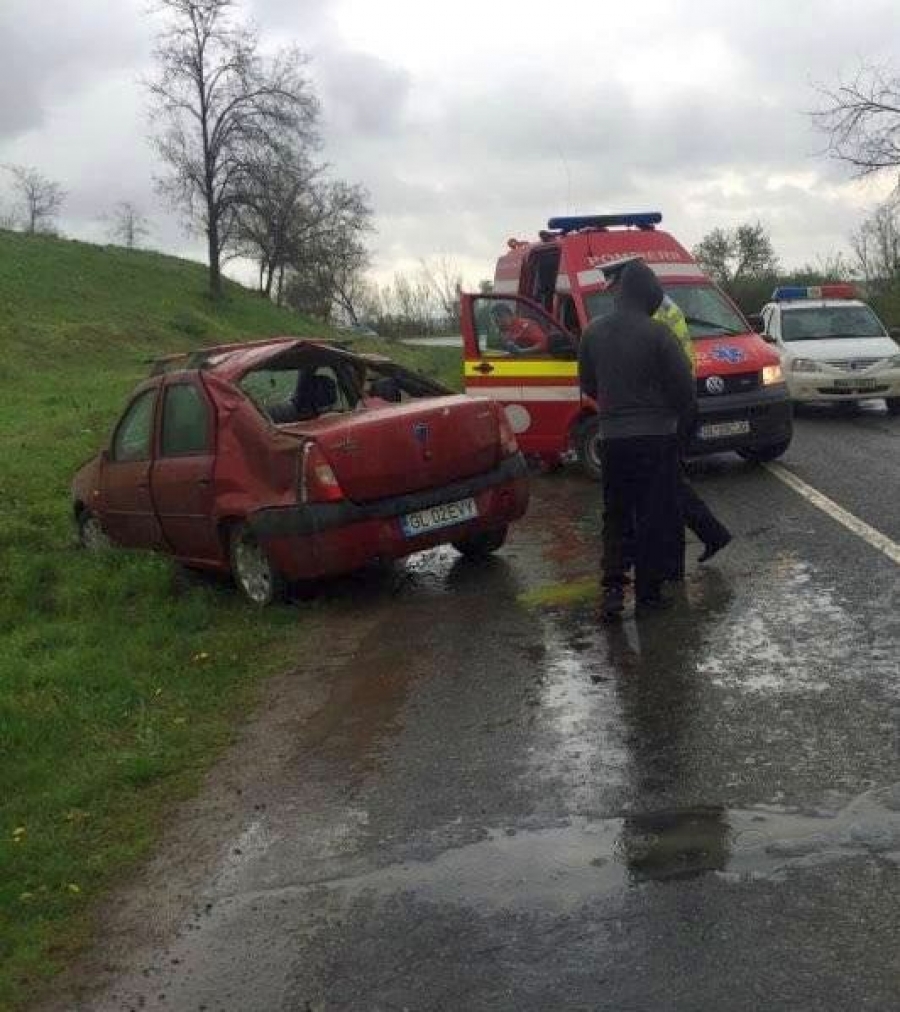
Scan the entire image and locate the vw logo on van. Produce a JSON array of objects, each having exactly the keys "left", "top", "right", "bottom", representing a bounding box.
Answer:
[{"left": 706, "top": 375, "right": 726, "bottom": 395}]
